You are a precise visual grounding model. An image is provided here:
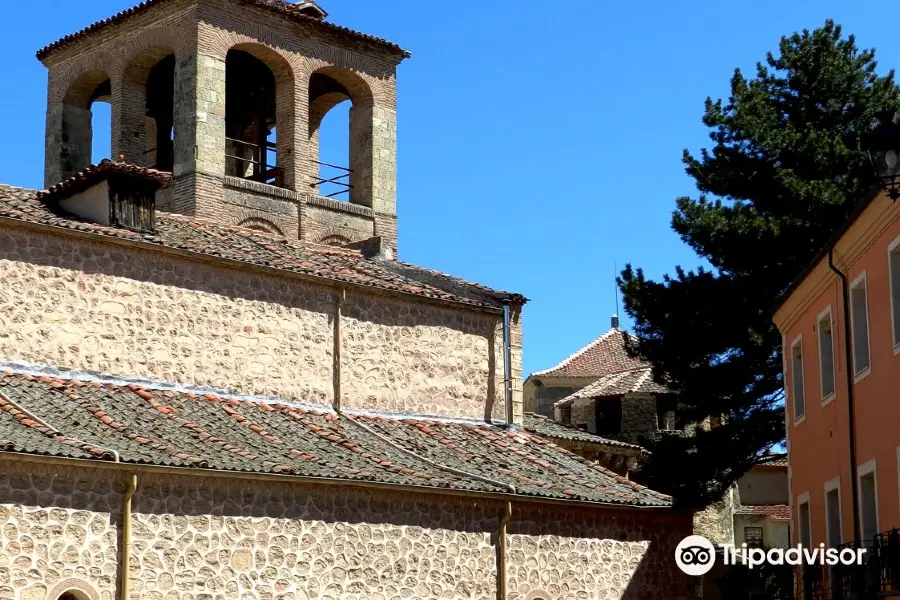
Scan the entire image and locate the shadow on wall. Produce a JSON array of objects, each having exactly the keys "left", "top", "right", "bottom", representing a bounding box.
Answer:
[{"left": 508, "top": 505, "right": 695, "bottom": 600}]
